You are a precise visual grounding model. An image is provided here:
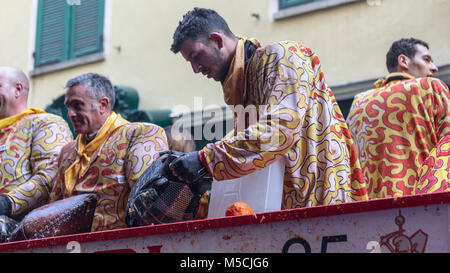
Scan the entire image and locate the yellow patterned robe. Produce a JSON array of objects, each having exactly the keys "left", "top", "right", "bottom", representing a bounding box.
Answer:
[
  {"left": 414, "top": 134, "right": 450, "bottom": 194},
  {"left": 346, "top": 74, "right": 450, "bottom": 198},
  {"left": 7, "top": 122, "right": 168, "bottom": 231},
  {"left": 201, "top": 40, "right": 368, "bottom": 210},
  {"left": 0, "top": 113, "right": 73, "bottom": 210}
]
